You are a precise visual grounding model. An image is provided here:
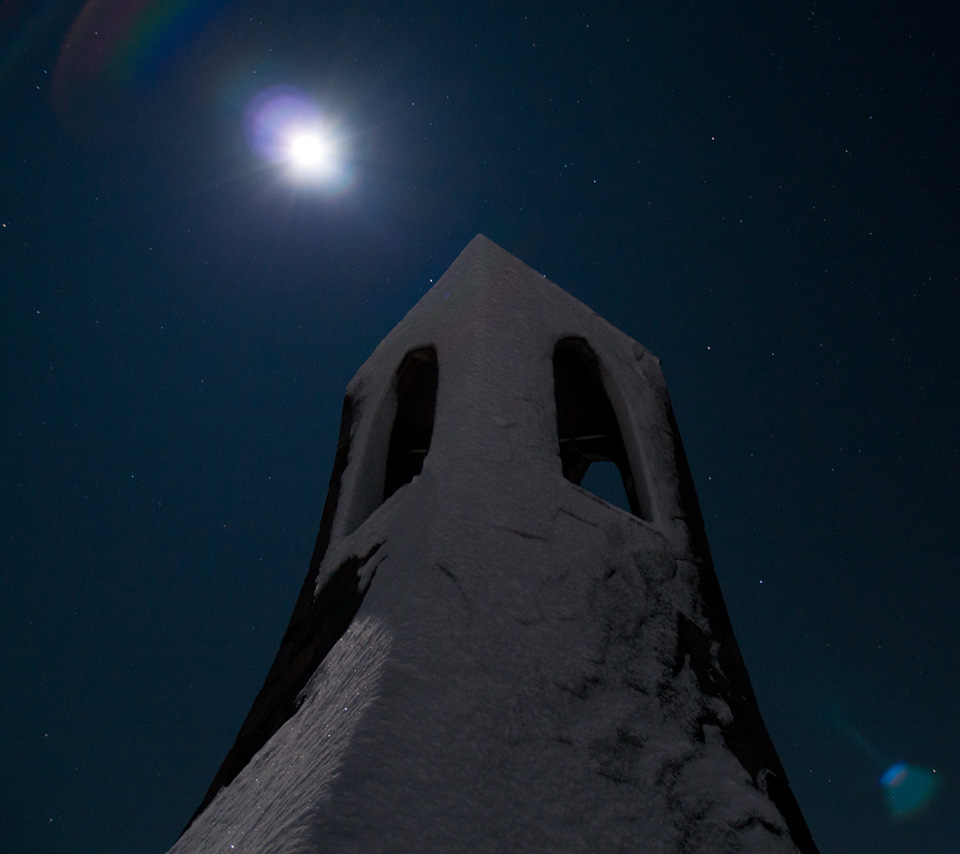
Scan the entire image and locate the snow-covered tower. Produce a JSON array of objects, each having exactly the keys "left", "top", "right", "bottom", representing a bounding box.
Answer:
[{"left": 170, "top": 235, "right": 817, "bottom": 853}]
